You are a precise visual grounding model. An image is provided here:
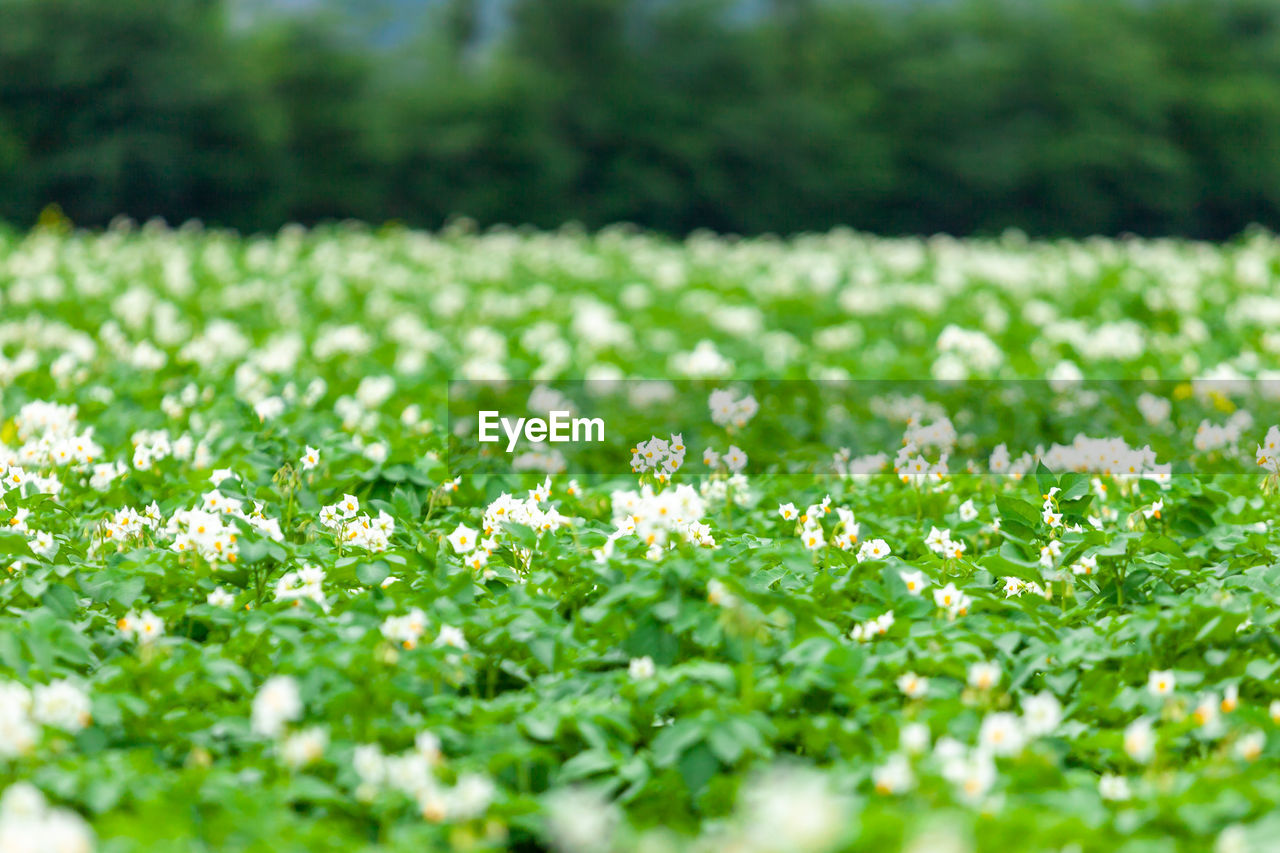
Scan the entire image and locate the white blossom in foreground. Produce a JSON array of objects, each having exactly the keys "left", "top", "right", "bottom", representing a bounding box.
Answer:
[
  {"left": 0, "top": 783, "right": 94, "bottom": 853},
  {"left": 872, "top": 753, "right": 913, "bottom": 795},
  {"left": 737, "top": 766, "right": 850, "bottom": 853},
  {"left": 543, "top": 787, "right": 620, "bottom": 853}
]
